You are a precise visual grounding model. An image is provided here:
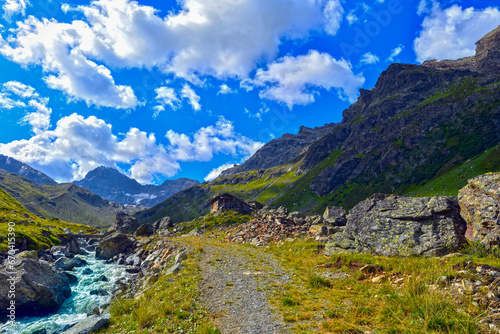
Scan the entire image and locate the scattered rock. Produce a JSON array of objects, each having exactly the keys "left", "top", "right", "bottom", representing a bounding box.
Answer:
[
  {"left": 458, "top": 172, "right": 500, "bottom": 246},
  {"left": 371, "top": 275, "right": 387, "bottom": 283},
  {"left": 64, "top": 272, "right": 78, "bottom": 284},
  {"left": 96, "top": 233, "right": 135, "bottom": 260},
  {"left": 108, "top": 212, "right": 140, "bottom": 234},
  {"left": 135, "top": 224, "right": 155, "bottom": 237},
  {"left": 90, "top": 289, "right": 109, "bottom": 296},
  {"left": 153, "top": 216, "right": 174, "bottom": 232},
  {"left": 175, "top": 251, "right": 187, "bottom": 265},
  {"left": 0, "top": 259, "right": 71, "bottom": 317},
  {"left": 326, "top": 194, "right": 467, "bottom": 256},
  {"left": 323, "top": 206, "right": 347, "bottom": 226},
  {"left": 166, "top": 263, "right": 182, "bottom": 275},
  {"left": 82, "top": 268, "right": 93, "bottom": 275},
  {"left": 17, "top": 250, "right": 38, "bottom": 260},
  {"left": 55, "top": 257, "right": 75, "bottom": 271},
  {"left": 60, "top": 315, "right": 109, "bottom": 334},
  {"left": 226, "top": 211, "right": 314, "bottom": 246}
]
